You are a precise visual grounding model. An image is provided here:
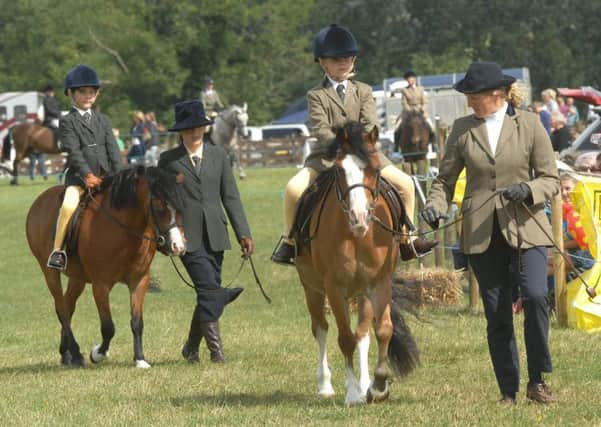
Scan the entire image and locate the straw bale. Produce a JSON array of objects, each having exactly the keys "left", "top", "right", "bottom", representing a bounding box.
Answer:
[{"left": 393, "top": 267, "right": 463, "bottom": 308}]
